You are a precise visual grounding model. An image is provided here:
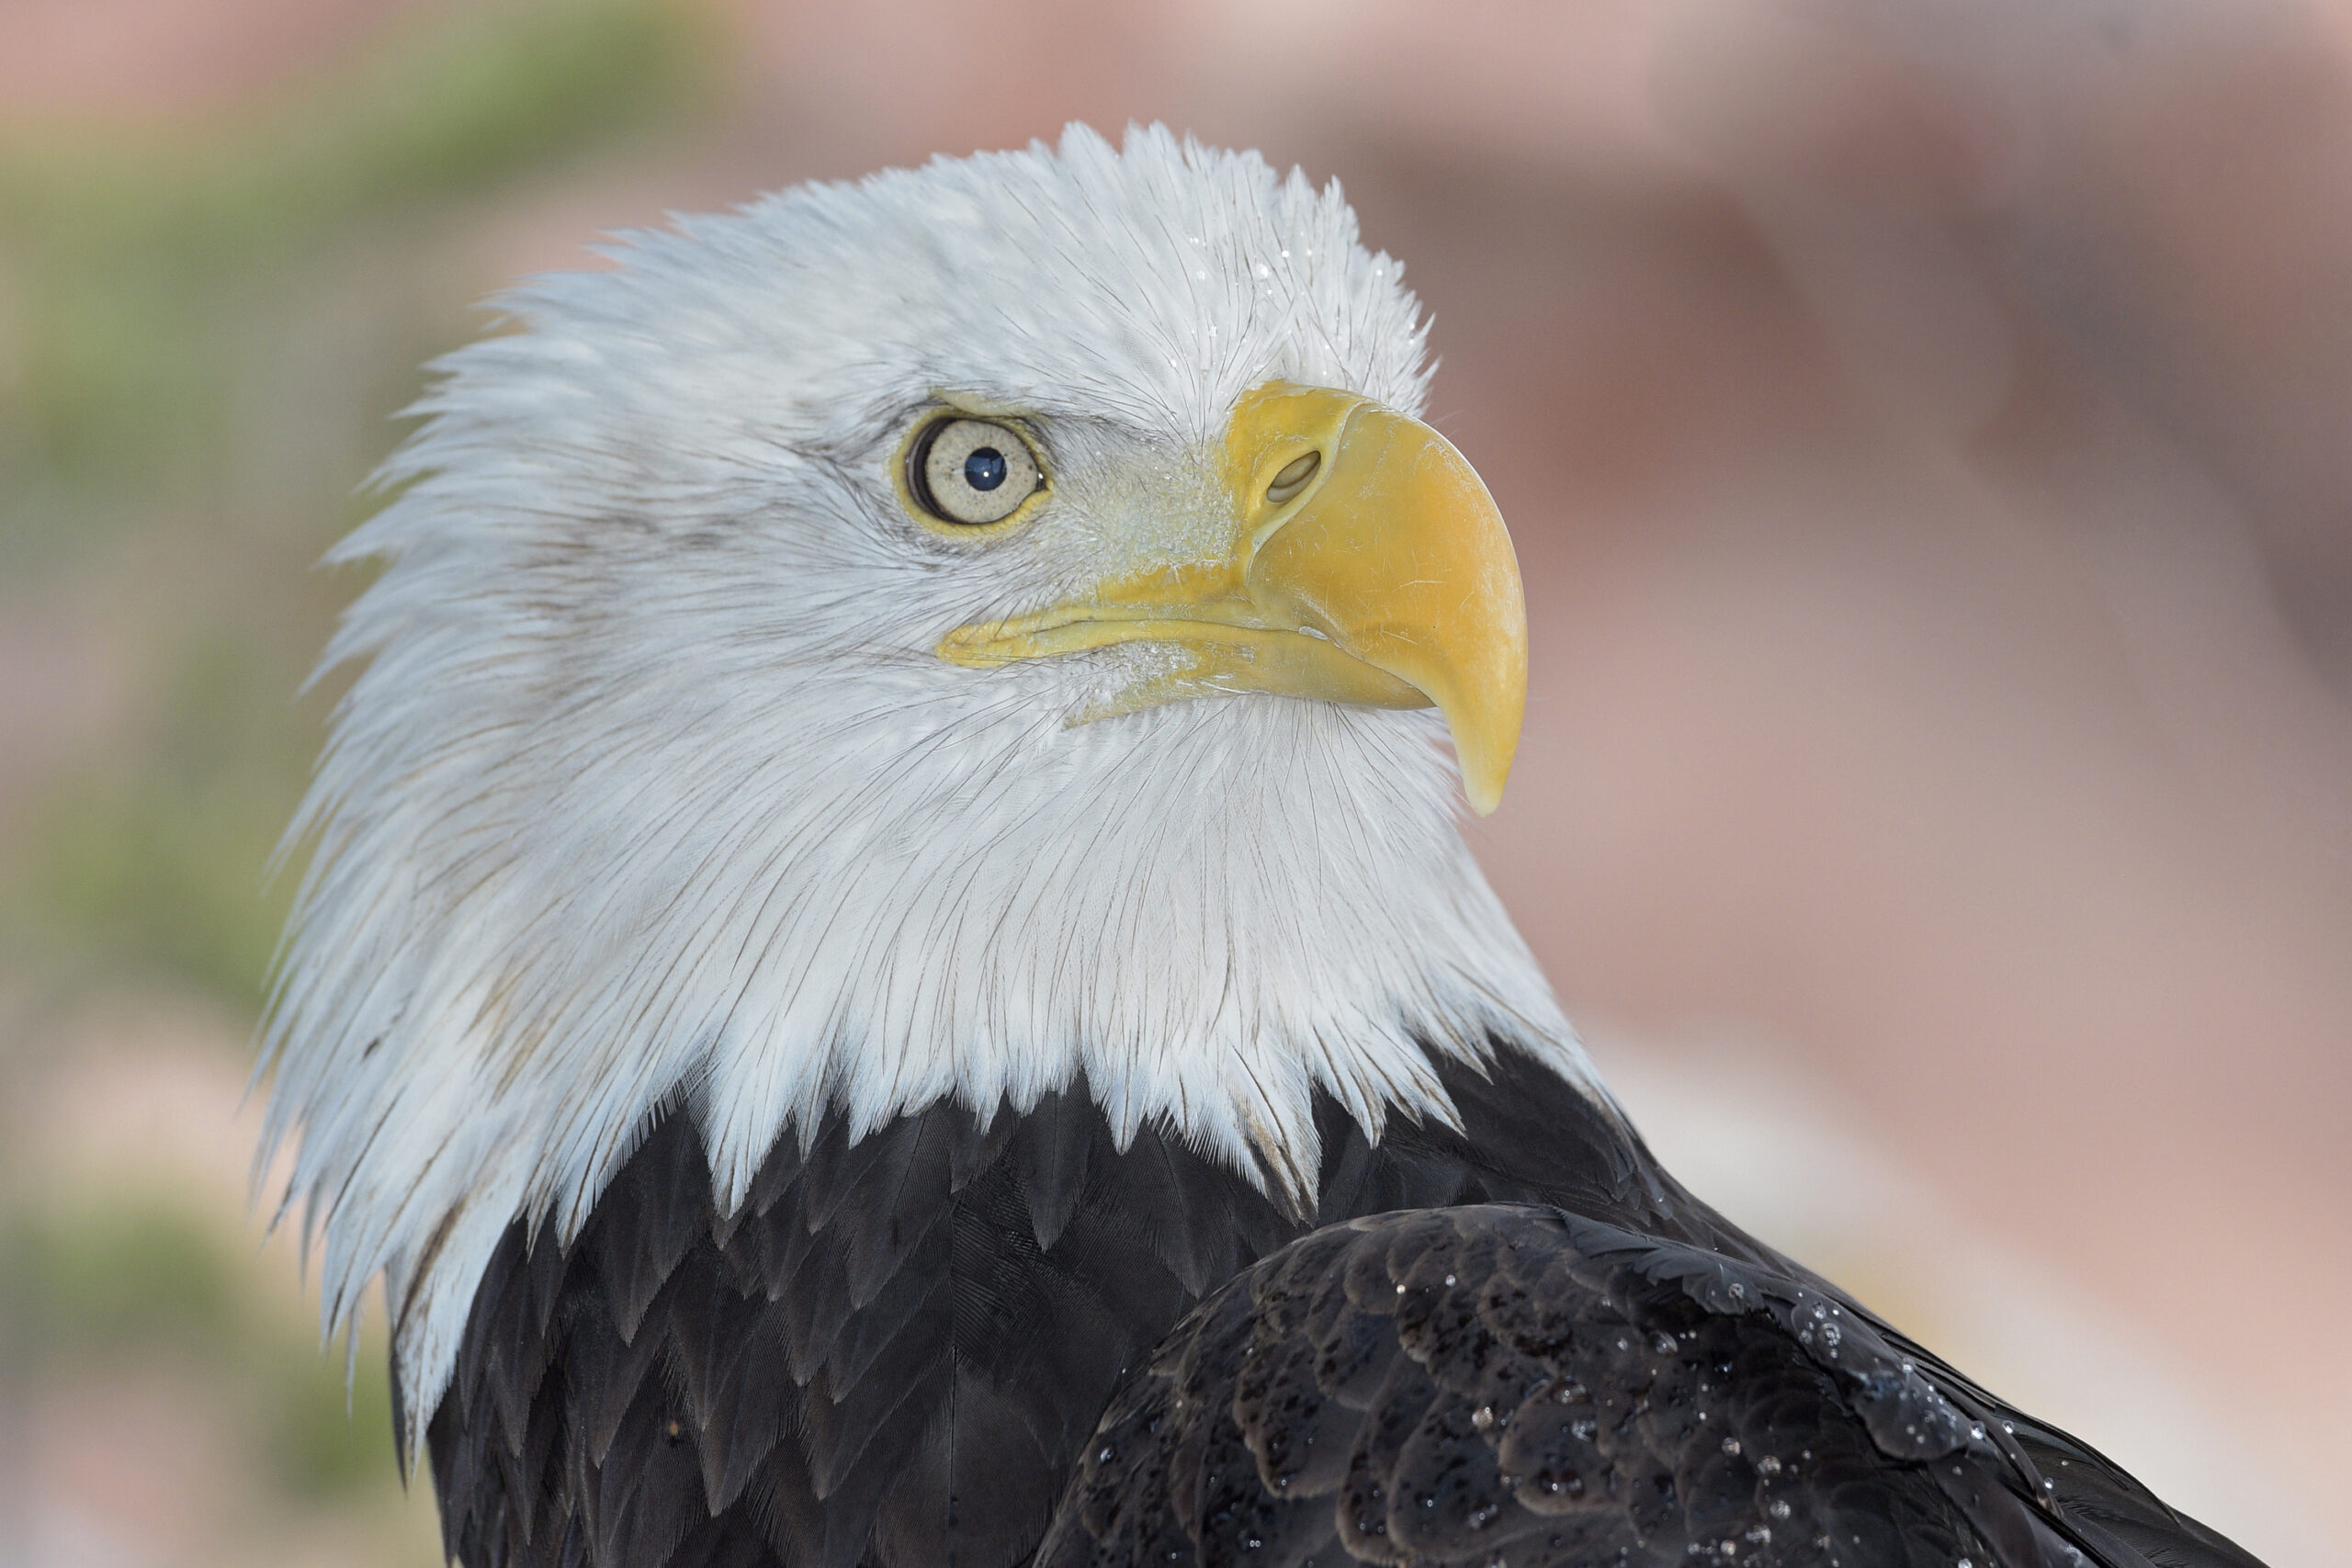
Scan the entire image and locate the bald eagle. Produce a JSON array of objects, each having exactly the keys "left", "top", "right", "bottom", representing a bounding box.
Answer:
[{"left": 258, "top": 126, "right": 2261, "bottom": 1568}]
